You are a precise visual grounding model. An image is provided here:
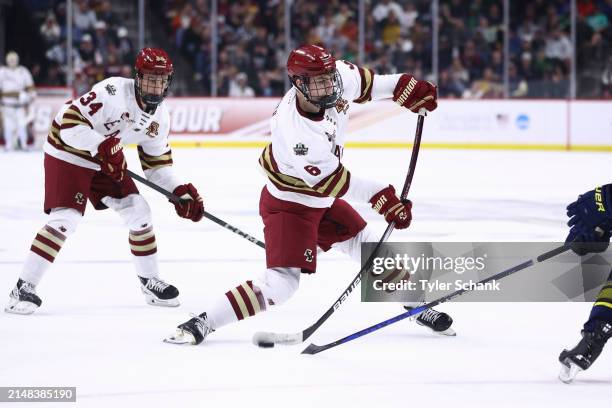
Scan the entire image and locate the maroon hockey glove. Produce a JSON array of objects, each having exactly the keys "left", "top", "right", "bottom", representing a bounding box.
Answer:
[
  {"left": 172, "top": 183, "right": 204, "bottom": 222},
  {"left": 369, "top": 185, "right": 412, "bottom": 229},
  {"left": 392, "top": 74, "right": 438, "bottom": 113},
  {"left": 96, "top": 137, "right": 126, "bottom": 182}
]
